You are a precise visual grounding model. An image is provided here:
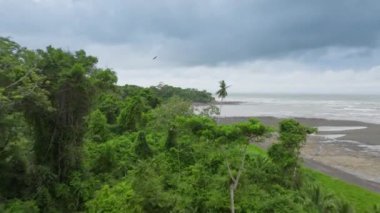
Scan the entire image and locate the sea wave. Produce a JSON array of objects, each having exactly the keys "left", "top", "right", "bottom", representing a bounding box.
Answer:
[{"left": 220, "top": 94, "right": 380, "bottom": 124}]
